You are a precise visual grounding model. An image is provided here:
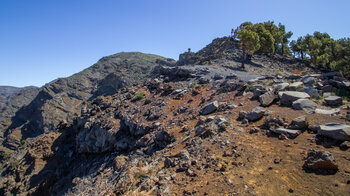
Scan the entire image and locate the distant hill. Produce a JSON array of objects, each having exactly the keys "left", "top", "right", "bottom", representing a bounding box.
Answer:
[{"left": 0, "top": 86, "right": 38, "bottom": 112}]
